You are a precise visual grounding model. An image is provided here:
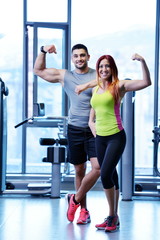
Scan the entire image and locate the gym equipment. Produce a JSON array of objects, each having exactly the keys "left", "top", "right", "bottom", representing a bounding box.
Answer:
[
  {"left": 13, "top": 116, "right": 68, "bottom": 197},
  {"left": 25, "top": 136, "right": 68, "bottom": 198},
  {"left": 0, "top": 78, "right": 9, "bottom": 192},
  {"left": 121, "top": 89, "right": 135, "bottom": 200},
  {"left": 152, "top": 125, "right": 160, "bottom": 177},
  {"left": 0, "top": 77, "right": 68, "bottom": 196},
  {"left": 38, "top": 137, "right": 68, "bottom": 198},
  {"left": 2, "top": 116, "right": 68, "bottom": 196}
]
